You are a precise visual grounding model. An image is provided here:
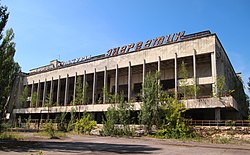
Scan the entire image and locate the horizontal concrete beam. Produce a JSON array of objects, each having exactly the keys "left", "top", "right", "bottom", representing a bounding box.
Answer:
[
  {"left": 13, "top": 96, "right": 238, "bottom": 114},
  {"left": 183, "top": 96, "right": 239, "bottom": 111},
  {"left": 13, "top": 102, "right": 141, "bottom": 114},
  {"left": 178, "top": 77, "right": 213, "bottom": 86}
]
